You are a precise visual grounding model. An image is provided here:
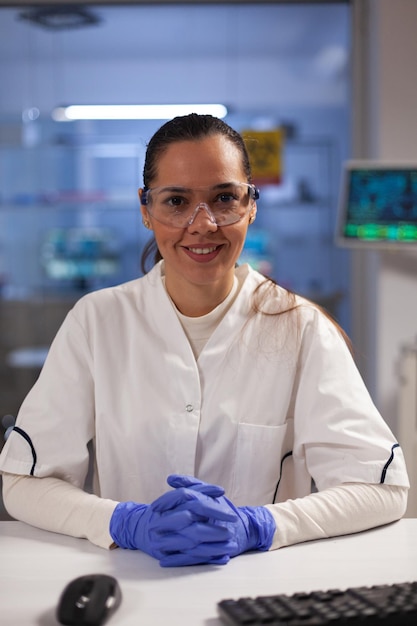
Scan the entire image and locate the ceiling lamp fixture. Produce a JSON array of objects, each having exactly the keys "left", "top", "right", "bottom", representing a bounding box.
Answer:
[
  {"left": 19, "top": 6, "right": 101, "bottom": 31},
  {"left": 52, "top": 104, "right": 228, "bottom": 121}
]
